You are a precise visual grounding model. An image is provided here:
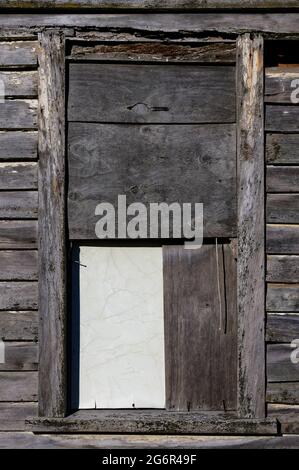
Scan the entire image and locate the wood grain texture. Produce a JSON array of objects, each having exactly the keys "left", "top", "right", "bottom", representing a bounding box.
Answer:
[
  {"left": 267, "top": 314, "right": 299, "bottom": 343},
  {"left": 163, "top": 243, "right": 237, "bottom": 412},
  {"left": 267, "top": 225, "right": 299, "bottom": 254},
  {"left": 267, "top": 382, "right": 299, "bottom": 404},
  {"left": 68, "top": 123, "right": 237, "bottom": 239},
  {"left": 267, "top": 167, "right": 299, "bottom": 193},
  {"left": 266, "top": 105, "right": 299, "bottom": 132},
  {"left": 38, "top": 31, "right": 67, "bottom": 417},
  {"left": 69, "top": 42, "right": 236, "bottom": 63},
  {"left": 265, "top": 68, "right": 299, "bottom": 104},
  {"left": 0, "top": 282, "right": 38, "bottom": 310},
  {"left": 0, "top": 162, "right": 37, "bottom": 190},
  {"left": 0, "top": 311, "right": 38, "bottom": 341},
  {"left": 236, "top": 34, "right": 265, "bottom": 419},
  {"left": 0, "top": 71, "right": 37, "bottom": 97},
  {"left": 0, "top": 41, "right": 37, "bottom": 67},
  {"left": 266, "top": 134, "right": 299, "bottom": 165},
  {"left": 68, "top": 63, "right": 235, "bottom": 123},
  {"left": 0, "top": 403, "right": 37, "bottom": 431},
  {"left": 0, "top": 131, "right": 37, "bottom": 160},
  {"left": 0, "top": 372, "right": 37, "bottom": 402},
  {"left": 267, "top": 255, "right": 299, "bottom": 283},
  {"left": 267, "top": 284, "right": 299, "bottom": 312},
  {"left": 0, "top": 342, "right": 38, "bottom": 371},
  {"left": 0, "top": 100, "right": 37, "bottom": 130},
  {"left": 0, "top": 221, "right": 37, "bottom": 249},
  {"left": 0, "top": 191, "right": 38, "bottom": 219},
  {"left": 268, "top": 405, "right": 299, "bottom": 434},
  {"left": 0, "top": 251, "right": 37, "bottom": 281},
  {"left": 267, "top": 194, "right": 299, "bottom": 224},
  {"left": 267, "top": 344, "right": 299, "bottom": 382}
]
